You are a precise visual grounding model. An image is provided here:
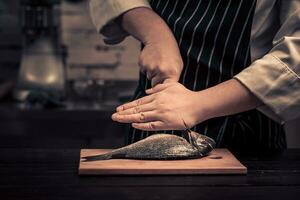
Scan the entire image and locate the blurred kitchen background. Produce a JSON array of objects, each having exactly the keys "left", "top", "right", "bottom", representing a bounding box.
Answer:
[{"left": 0, "top": 0, "right": 299, "bottom": 149}]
